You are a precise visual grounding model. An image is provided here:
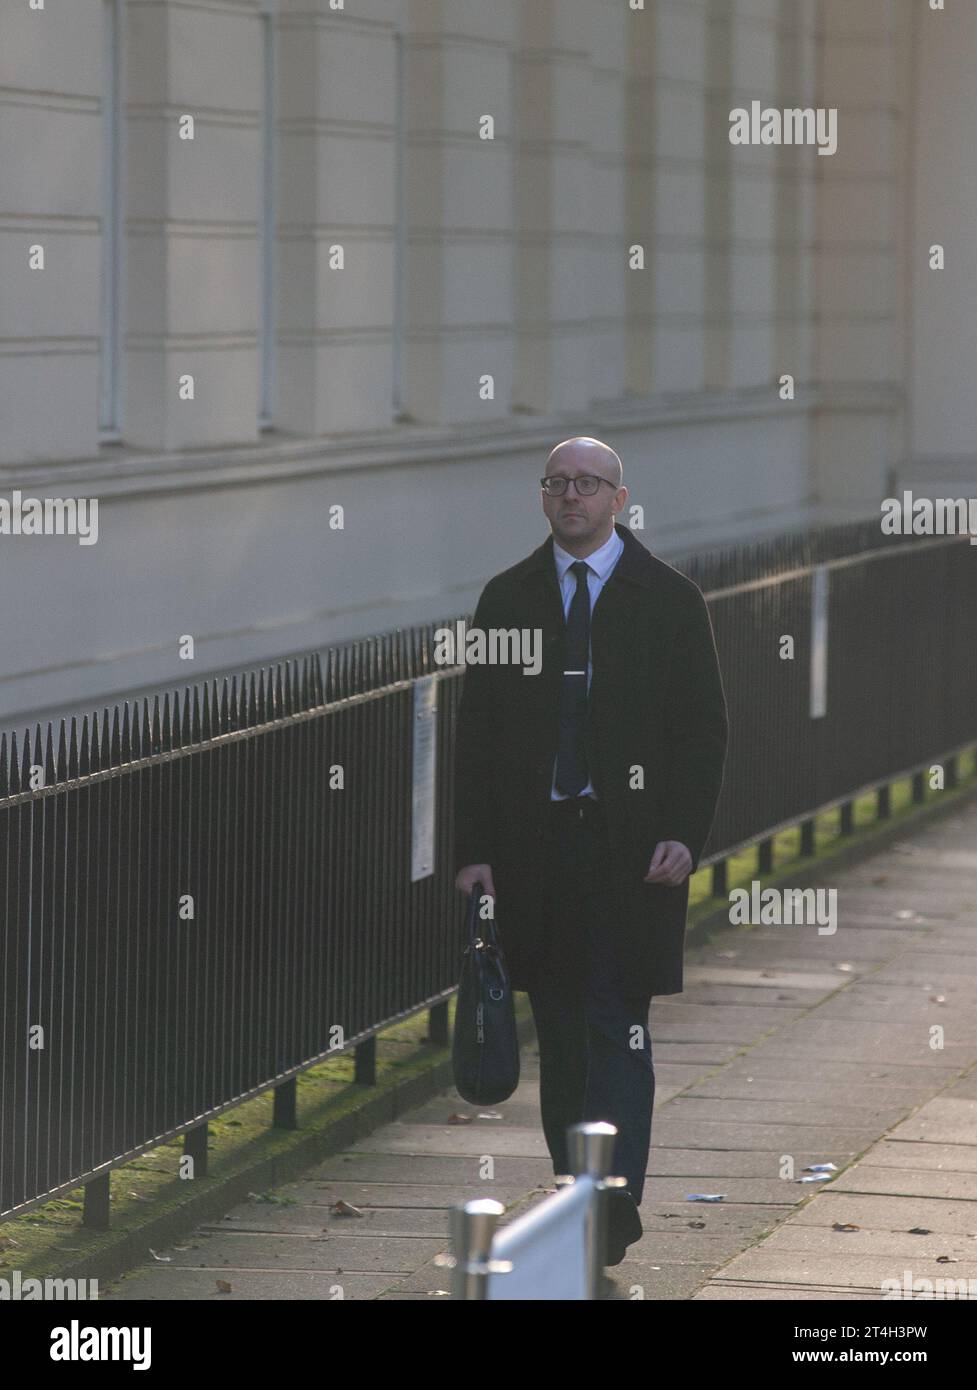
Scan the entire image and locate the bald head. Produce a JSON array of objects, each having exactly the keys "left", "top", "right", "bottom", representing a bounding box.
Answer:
[{"left": 545, "top": 437, "right": 623, "bottom": 490}]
